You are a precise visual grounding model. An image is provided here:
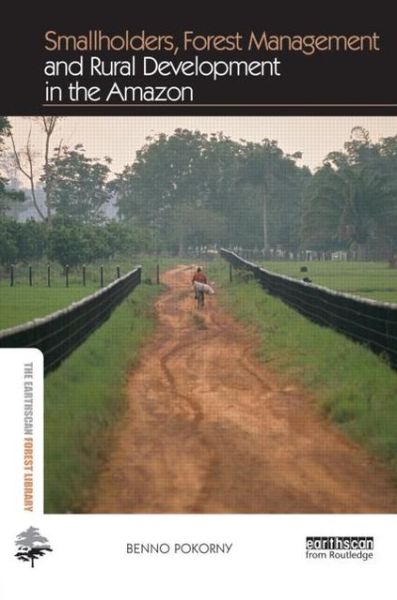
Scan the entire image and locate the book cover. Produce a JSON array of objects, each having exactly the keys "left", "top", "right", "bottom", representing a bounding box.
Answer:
[{"left": 0, "top": 4, "right": 396, "bottom": 598}]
